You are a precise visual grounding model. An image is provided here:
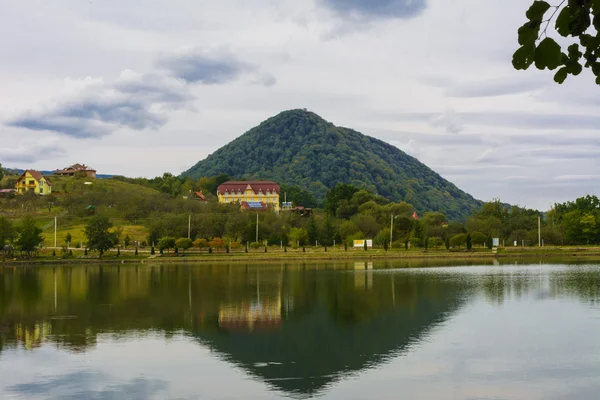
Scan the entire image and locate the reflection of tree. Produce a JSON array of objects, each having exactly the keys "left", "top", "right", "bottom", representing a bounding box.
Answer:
[{"left": 0, "top": 263, "right": 472, "bottom": 396}]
